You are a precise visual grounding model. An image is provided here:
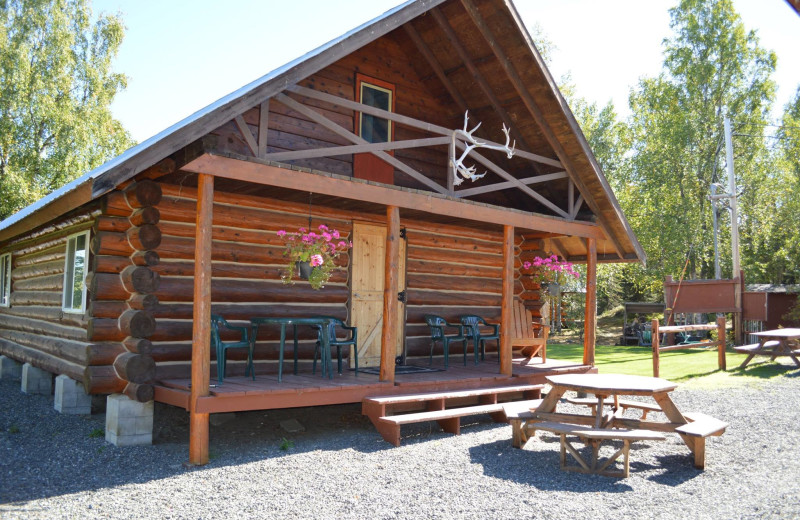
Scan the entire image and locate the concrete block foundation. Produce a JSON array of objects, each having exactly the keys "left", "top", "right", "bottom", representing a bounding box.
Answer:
[
  {"left": 105, "top": 394, "right": 153, "bottom": 446},
  {"left": 54, "top": 375, "right": 92, "bottom": 414},
  {"left": 21, "top": 363, "right": 52, "bottom": 395},
  {"left": 0, "top": 356, "right": 22, "bottom": 380}
]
